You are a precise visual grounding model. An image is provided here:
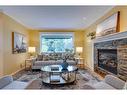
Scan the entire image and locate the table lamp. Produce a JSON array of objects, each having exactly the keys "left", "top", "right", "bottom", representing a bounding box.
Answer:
[
  {"left": 76, "top": 47, "right": 83, "bottom": 58},
  {"left": 28, "top": 47, "right": 36, "bottom": 58}
]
